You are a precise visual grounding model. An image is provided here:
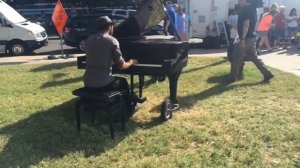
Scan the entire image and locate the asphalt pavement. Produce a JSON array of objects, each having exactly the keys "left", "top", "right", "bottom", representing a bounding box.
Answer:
[{"left": 0, "top": 43, "right": 299, "bottom": 77}]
